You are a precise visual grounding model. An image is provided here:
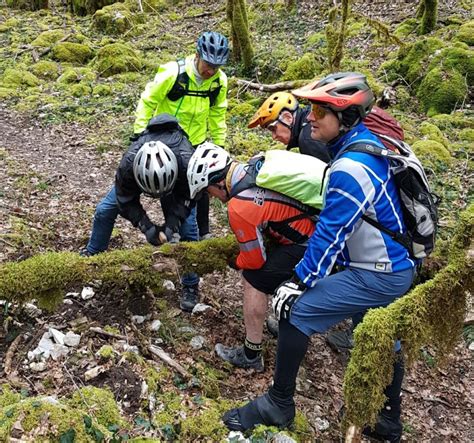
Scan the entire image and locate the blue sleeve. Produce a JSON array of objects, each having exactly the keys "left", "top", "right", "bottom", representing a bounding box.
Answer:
[{"left": 295, "top": 156, "right": 378, "bottom": 286}]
